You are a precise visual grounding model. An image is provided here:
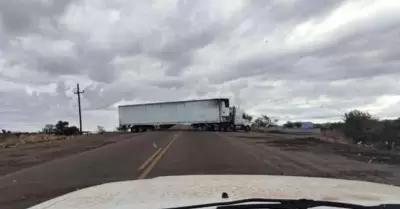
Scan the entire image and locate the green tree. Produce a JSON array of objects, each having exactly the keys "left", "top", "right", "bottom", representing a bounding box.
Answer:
[
  {"left": 378, "top": 118, "right": 400, "bottom": 150},
  {"left": 64, "top": 126, "right": 80, "bottom": 136},
  {"left": 343, "top": 110, "right": 376, "bottom": 143},
  {"left": 262, "top": 115, "right": 271, "bottom": 125},
  {"left": 283, "top": 121, "right": 294, "bottom": 128},
  {"left": 253, "top": 118, "right": 265, "bottom": 127},
  {"left": 293, "top": 121, "right": 302, "bottom": 128},
  {"left": 243, "top": 113, "right": 253, "bottom": 122},
  {"left": 97, "top": 126, "right": 105, "bottom": 134},
  {"left": 253, "top": 115, "right": 273, "bottom": 127},
  {"left": 55, "top": 121, "right": 69, "bottom": 135},
  {"left": 42, "top": 124, "right": 55, "bottom": 134}
]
